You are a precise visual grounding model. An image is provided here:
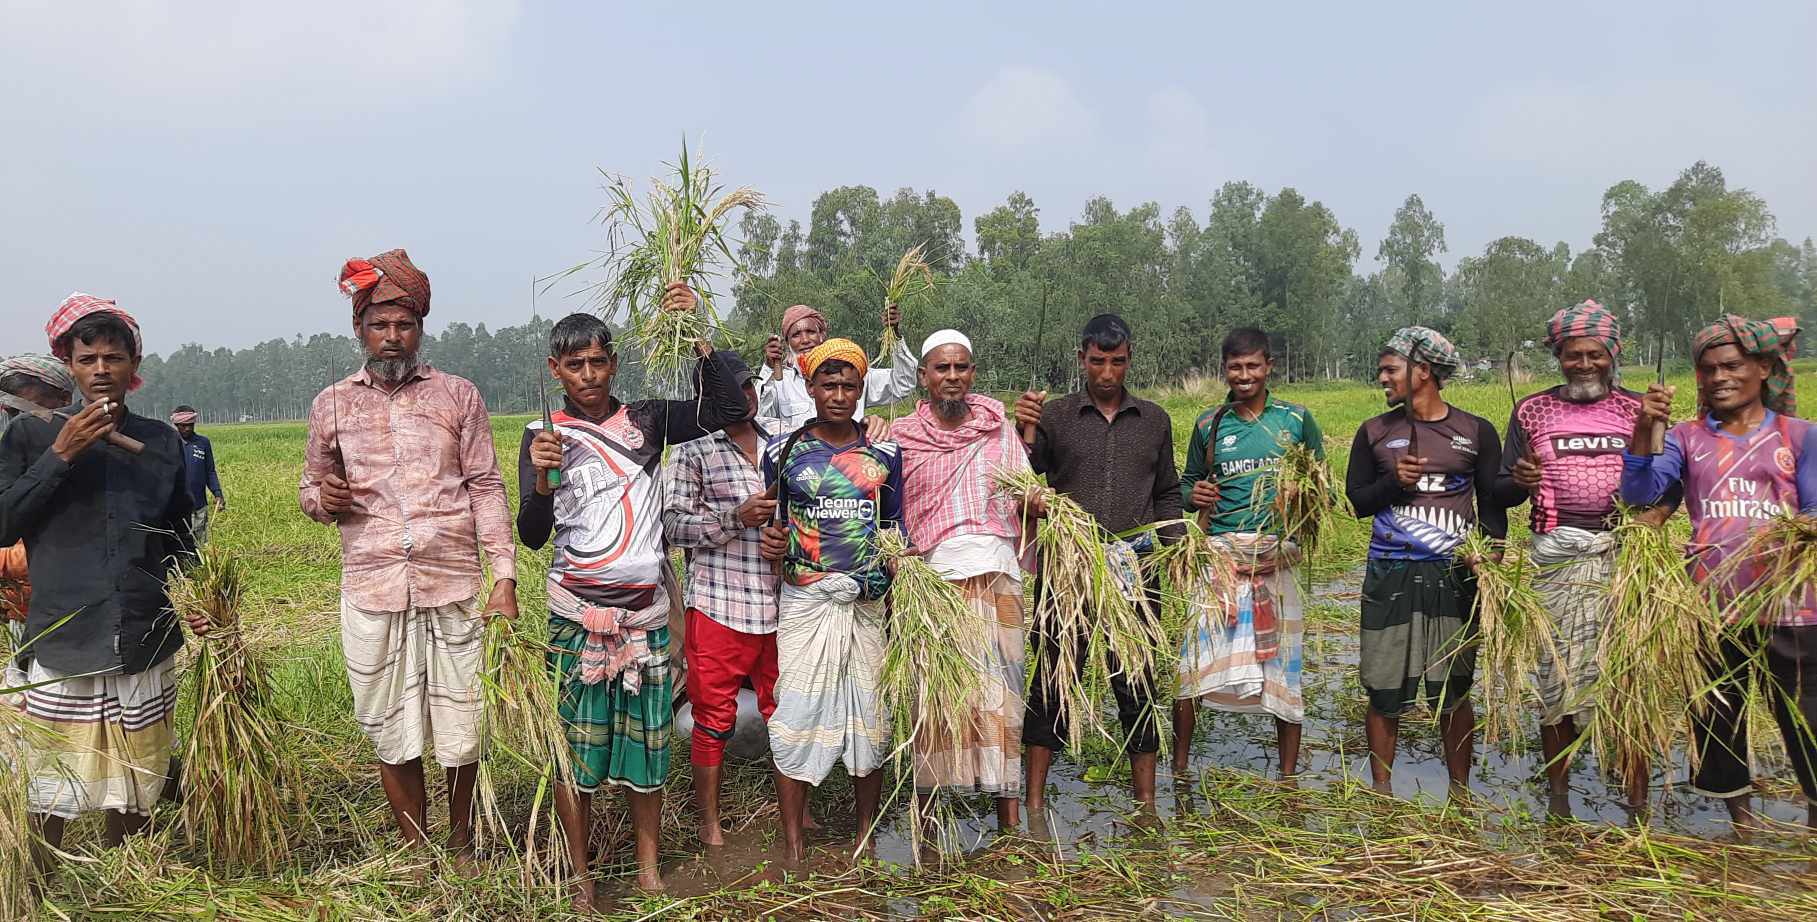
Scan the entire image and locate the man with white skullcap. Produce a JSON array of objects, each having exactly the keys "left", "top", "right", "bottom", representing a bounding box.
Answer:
[{"left": 888, "top": 330, "right": 1045, "bottom": 832}]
